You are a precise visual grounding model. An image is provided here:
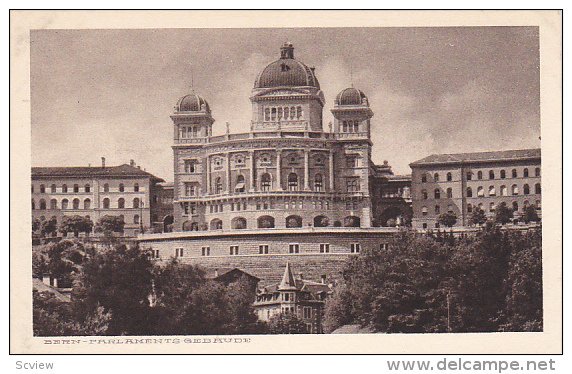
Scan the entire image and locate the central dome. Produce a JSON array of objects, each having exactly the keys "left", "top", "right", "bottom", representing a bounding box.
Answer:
[{"left": 254, "top": 43, "right": 320, "bottom": 89}]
